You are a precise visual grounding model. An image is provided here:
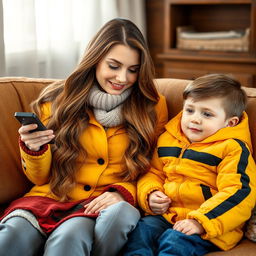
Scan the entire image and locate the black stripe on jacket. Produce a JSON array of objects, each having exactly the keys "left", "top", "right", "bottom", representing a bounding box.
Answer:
[
  {"left": 158, "top": 147, "right": 182, "bottom": 158},
  {"left": 158, "top": 147, "right": 222, "bottom": 166},
  {"left": 182, "top": 149, "right": 222, "bottom": 166},
  {"left": 205, "top": 139, "right": 251, "bottom": 219},
  {"left": 200, "top": 184, "right": 213, "bottom": 201}
]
